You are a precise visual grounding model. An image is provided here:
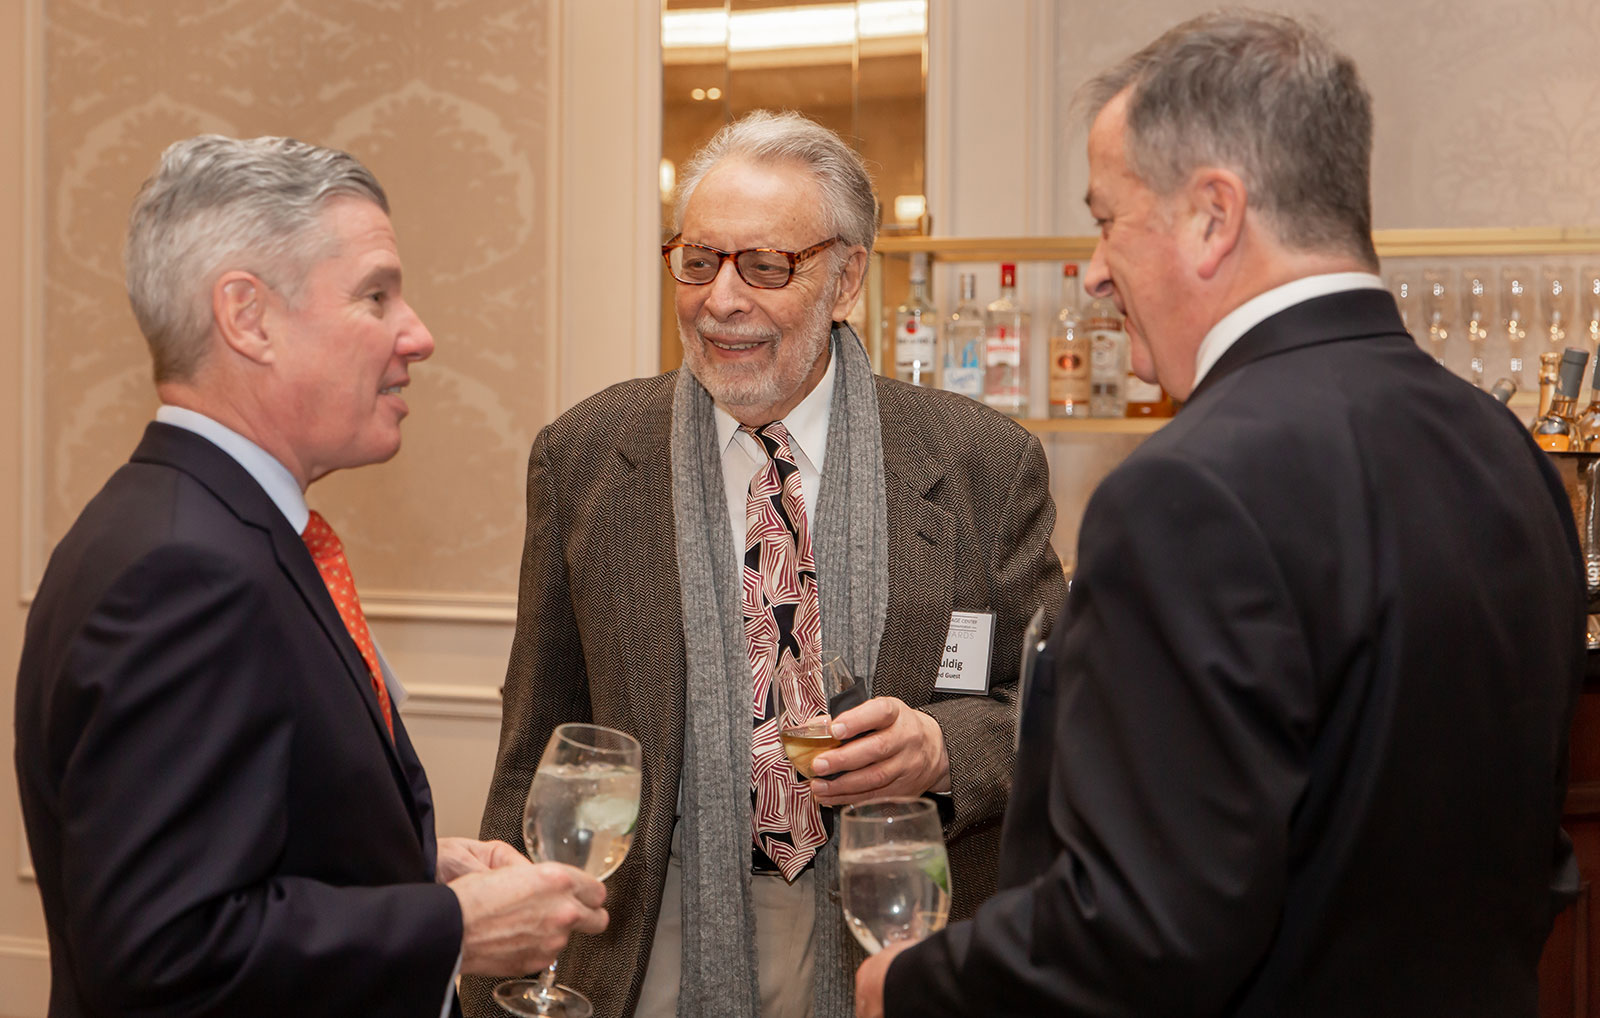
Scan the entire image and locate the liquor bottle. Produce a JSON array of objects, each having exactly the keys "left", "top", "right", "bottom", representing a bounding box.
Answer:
[
  {"left": 1577, "top": 356, "right": 1600, "bottom": 450},
  {"left": 983, "top": 263, "right": 1030, "bottom": 417},
  {"left": 1085, "top": 291, "right": 1127, "bottom": 417},
  {"left": 1047, "top": 264, "right": 1090, "bottom": 418},
  {"left": 1488, "top": 378, "right": 1518, "bottom": 405},
  {"left": 1124, "top": 357, "right": 1175, "bottom": 418},
  {"left": 940, "top": 273, "right": 984, "bottom": 402},
  {"left": 894, "top": 252, "right": 938, "bottom": 386},
  {"left": 1531, "top": 348, "right": 1590, "bottom": 452},
  {"left": 1537, "top": 351, "right": 1561, "bottom": 423}
]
